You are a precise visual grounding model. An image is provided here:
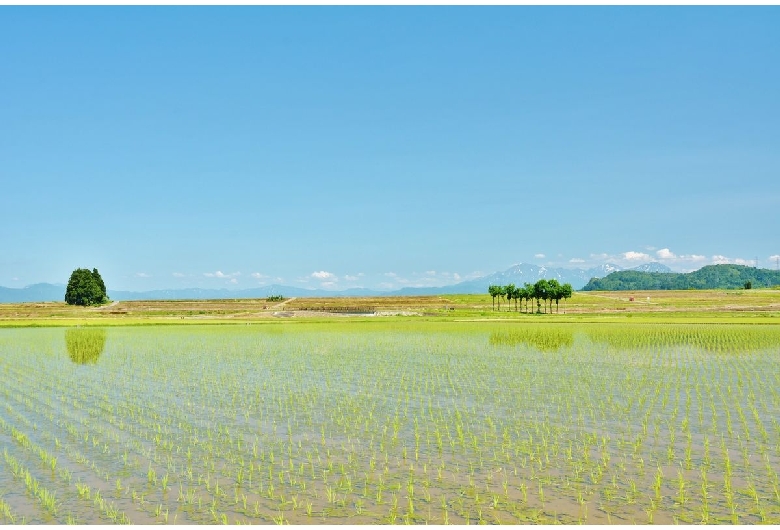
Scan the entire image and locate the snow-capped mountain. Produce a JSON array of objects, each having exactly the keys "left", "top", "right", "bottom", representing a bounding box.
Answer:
[
  {"left": 453, "top": 263, "right": 624, "bottom": 292},
  {"left": 629, "top": 262, "right": 673, "bottom": 273},
  {"left": 0, "top": 262, "right": 678, "bottom": 302}
]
